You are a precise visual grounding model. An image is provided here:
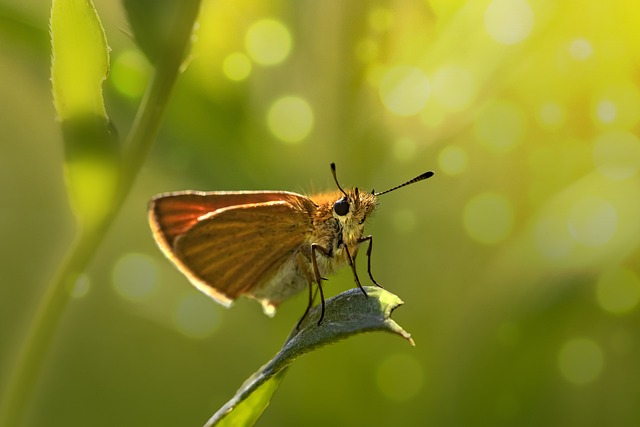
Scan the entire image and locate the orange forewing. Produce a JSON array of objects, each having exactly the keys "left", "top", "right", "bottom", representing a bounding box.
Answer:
[{"left": 149, "top": 191, "right": 317, "bottom": 307}]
